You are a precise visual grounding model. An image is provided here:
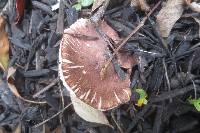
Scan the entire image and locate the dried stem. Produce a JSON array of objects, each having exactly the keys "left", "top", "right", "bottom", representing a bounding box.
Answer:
[
  {"left": 34, "top": 103, "right": 72, "bottom": 128},
  {"left": 33, "top": 78, "right": 59, "bottom": 98}
]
